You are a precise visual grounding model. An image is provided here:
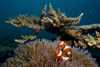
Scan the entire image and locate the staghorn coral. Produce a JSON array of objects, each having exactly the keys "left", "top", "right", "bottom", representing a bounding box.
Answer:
[
  {"left": 5, "top": 4, "right": 100, "bottom": 49},
  {"left": 1, "top": 39, "right": 98, "bottom": 67},
  {"left": 73, "top": 31, "right": 100, "bottom": 49},
  {"left": 65, "top": 24, "right": 100, "bottom": 34},
  {"left": 78, "top": 24, "right": 100, "bottom": 34},
  {"left": 6, "top": 4, "right": 83, "bottom": 43}
]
